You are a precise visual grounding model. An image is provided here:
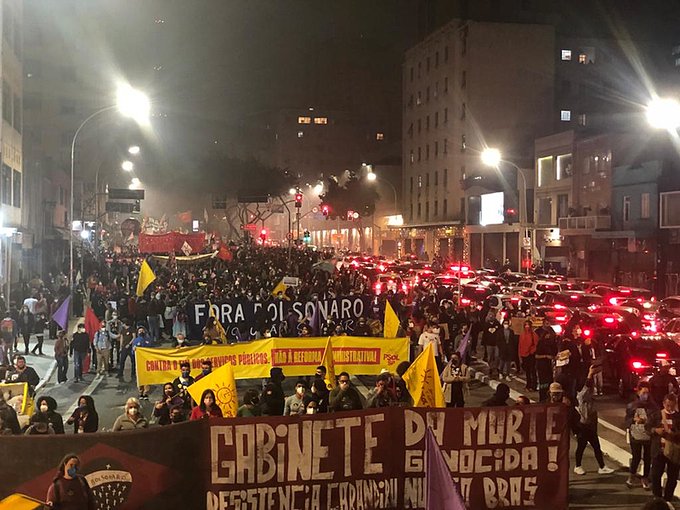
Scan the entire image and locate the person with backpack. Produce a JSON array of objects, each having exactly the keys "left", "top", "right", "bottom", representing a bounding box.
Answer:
[
  {"left": 573, "top": 366, "right": 615, "bottom": 476},
  {"left": 45, "top": 453, "right": 96, "bottom": 509},
  {"left": 625, "top": 382, "right": 657, "bottom": 489}
]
